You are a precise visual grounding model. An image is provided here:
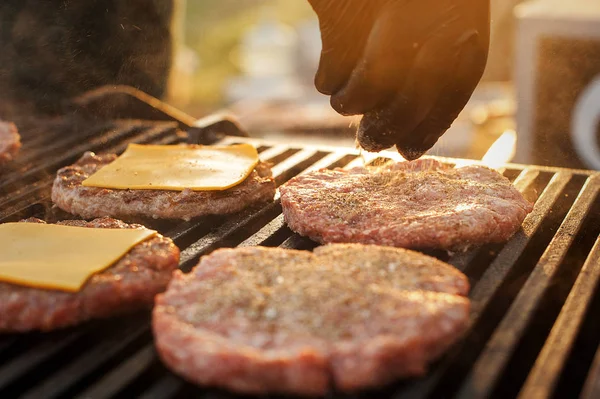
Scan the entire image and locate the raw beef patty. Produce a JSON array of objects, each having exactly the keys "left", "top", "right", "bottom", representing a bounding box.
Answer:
[
  {"left": 0, "top": 121, "right": 20, "bottom": 165},
  {"left": 52, "top": 151, "right": 276, "bottom": 221},
  {"left": 153, "top": 244, "right": 470, "bottom": 395},
  {"left": 280, "top": 159, "right": 533, "bottom": 251}
]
